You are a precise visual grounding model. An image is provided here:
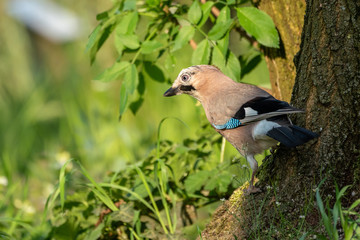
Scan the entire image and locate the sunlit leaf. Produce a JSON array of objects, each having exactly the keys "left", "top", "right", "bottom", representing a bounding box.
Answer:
[
  {"left": 226, "top": 51, "right": 241, "bottom": 82},
  {"left": 172, "top": 25, "right": 195, "bottom": 52},
  {"left": 199, "top": 1, "right": 214, "bottom": 27},
  {"left": 123, "top": 0, "right": 137, "bottom": 11},
  {"left": 86, "top": 25, "right": 101, "bottom": 52},
  {"left": 117, "top": 34, "right": 140, "bottom": 49},
  {"left": 188, "top": 1, "right": 202, "bottom": 25},
  {"left": 124, "top": 64, "right": 138, "bottom": 94},
  {"left": 217, "top": 6, "right": 230, "bottom": 23},
  {"left": 116, "top": 12, "right": 139, "bottom": 35},
  {"left": 217, "top": 32, "right": 229, "bottom": 57},
  {"left": 236, "top": 7, "right": 279, "bottom": 48},
  {"left": 119, "top": 83, "right": 129, "bottom": 118},
  {"left": 208, "top": 19, "right": 233, "bottom": 40},
  {"left": 141, "top": 40, "right": 163, "bottom": 54},
  {"left": 211, "top": 45, "right": 226, "bottom": 72},
  {"left": 94, "top": 61, "right": 130, "bottom": 82},
  {"left": 191, "top": 39, "right": 210, "bottom": 65}
]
